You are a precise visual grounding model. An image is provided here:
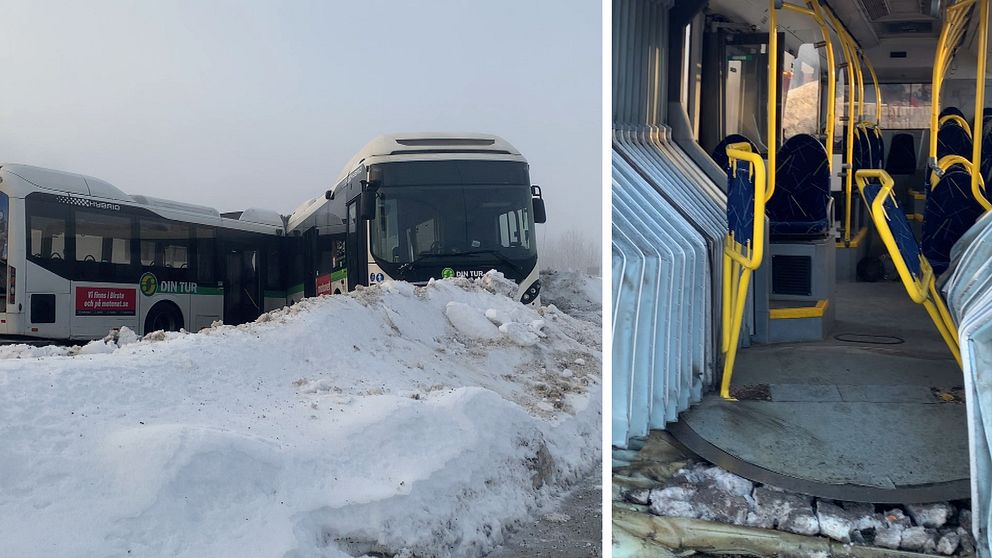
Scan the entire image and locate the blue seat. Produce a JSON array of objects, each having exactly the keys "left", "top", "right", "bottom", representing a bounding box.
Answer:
[
  {"left": 852, "top": 126, "right": 873, "bottom": 175},
  {"left": 937, "top": 121, "right": 973, "bottom": 159},
  {"left": 940, "top": 106, "right": 966, "bottom": 120},
  {"left": 861, "top": 181, "right": 924, "bottom": 279},
  {"left": 713, "top": 134, "right": 759, "bottom": 245},
  {"left": 922, "top": 166, "right": 986, "bottom": 275},
  {"left": 711, "top": 134, "right": 757, "bottom": 173},
  {"left": 869, "top": 127, "right": 884, "bottom": 169},
  {"left": 886, "top": 133, "right": 917, "bottom": 175},
  {"left": 768, "top": 134, "right": 831, "bottom": 238},
  {"left": 981, "top": 131, "right": 992, "bottom": 185}
]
